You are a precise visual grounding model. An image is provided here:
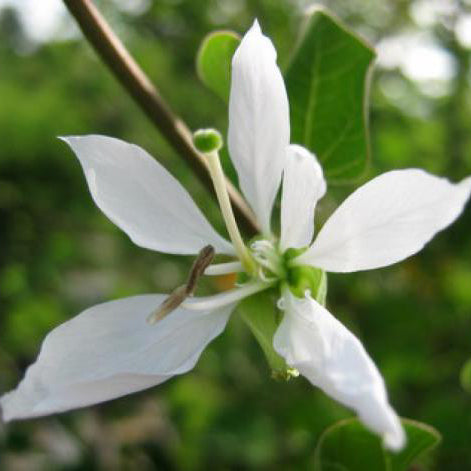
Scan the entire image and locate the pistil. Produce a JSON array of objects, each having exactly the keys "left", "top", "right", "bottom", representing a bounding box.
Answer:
[{"left": 194, "top": 129, "right": 255, "bottom": 274}]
